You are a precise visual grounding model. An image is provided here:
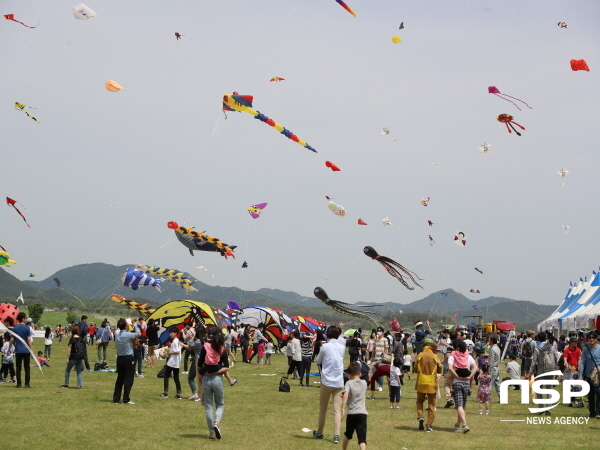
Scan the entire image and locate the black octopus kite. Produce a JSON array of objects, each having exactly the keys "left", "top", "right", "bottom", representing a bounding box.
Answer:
[
  {"left": 313, "top": 287, "right": 384, "bottom": 327},
  {"left": 363, "top": 246, "right": 423, "bottom": 290}
]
